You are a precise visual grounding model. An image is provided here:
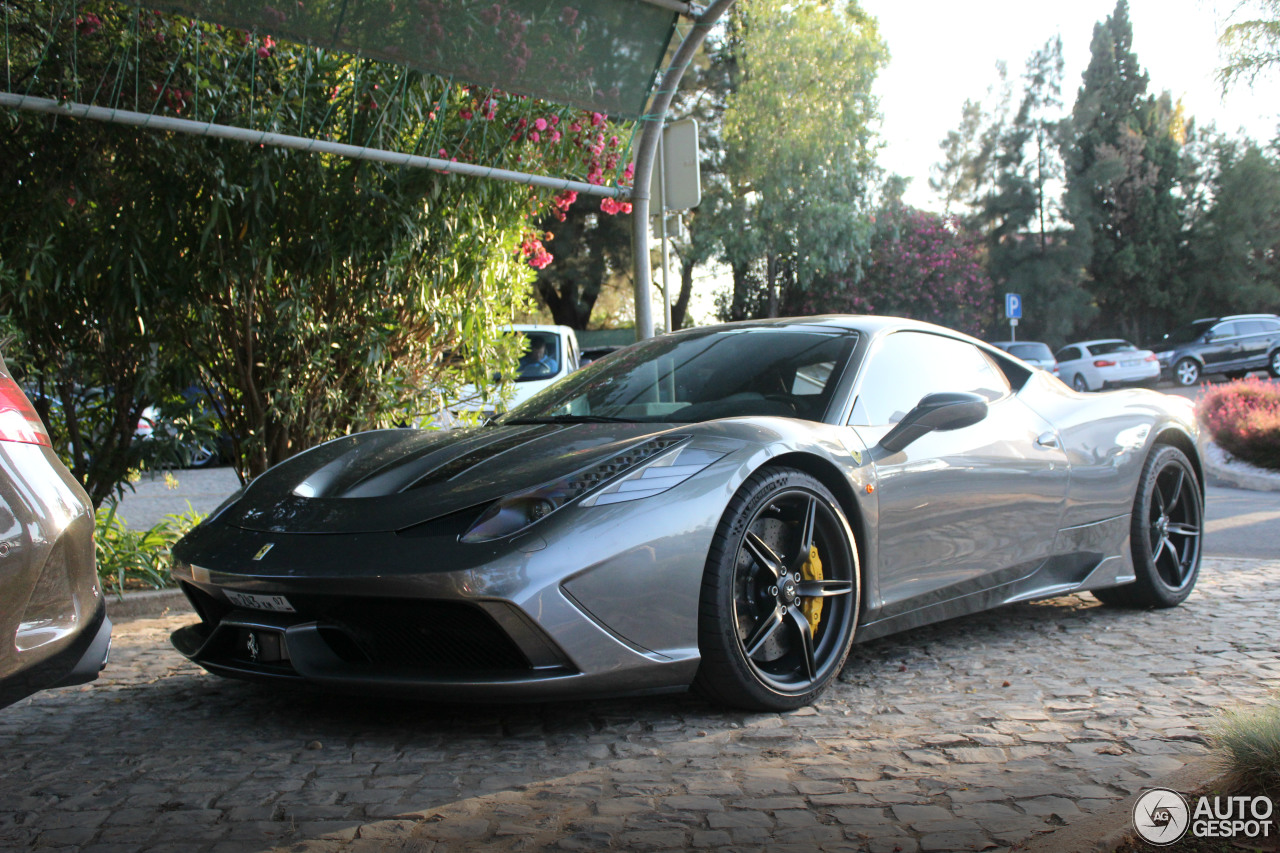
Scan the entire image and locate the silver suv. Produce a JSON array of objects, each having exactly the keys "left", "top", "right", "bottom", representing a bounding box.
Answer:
[{"left": 1150, "top": 314, "right": 1280, "bottom": 386}]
